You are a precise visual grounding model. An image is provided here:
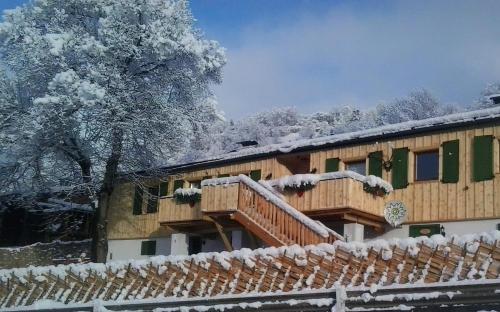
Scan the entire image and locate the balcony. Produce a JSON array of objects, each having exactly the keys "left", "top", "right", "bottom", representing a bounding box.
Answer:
[
  {"left": 158, "top": 196, "right": 202, "bottom": 225},
  {"left": 269, "top": 171, "right": 390, "bottom": 228}
]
